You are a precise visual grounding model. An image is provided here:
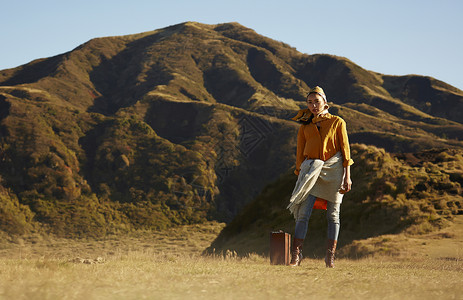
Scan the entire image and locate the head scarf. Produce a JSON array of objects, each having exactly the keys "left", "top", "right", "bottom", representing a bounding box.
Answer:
[{"left": 307, "top": 86, "right": 327, "bottom": 102}]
